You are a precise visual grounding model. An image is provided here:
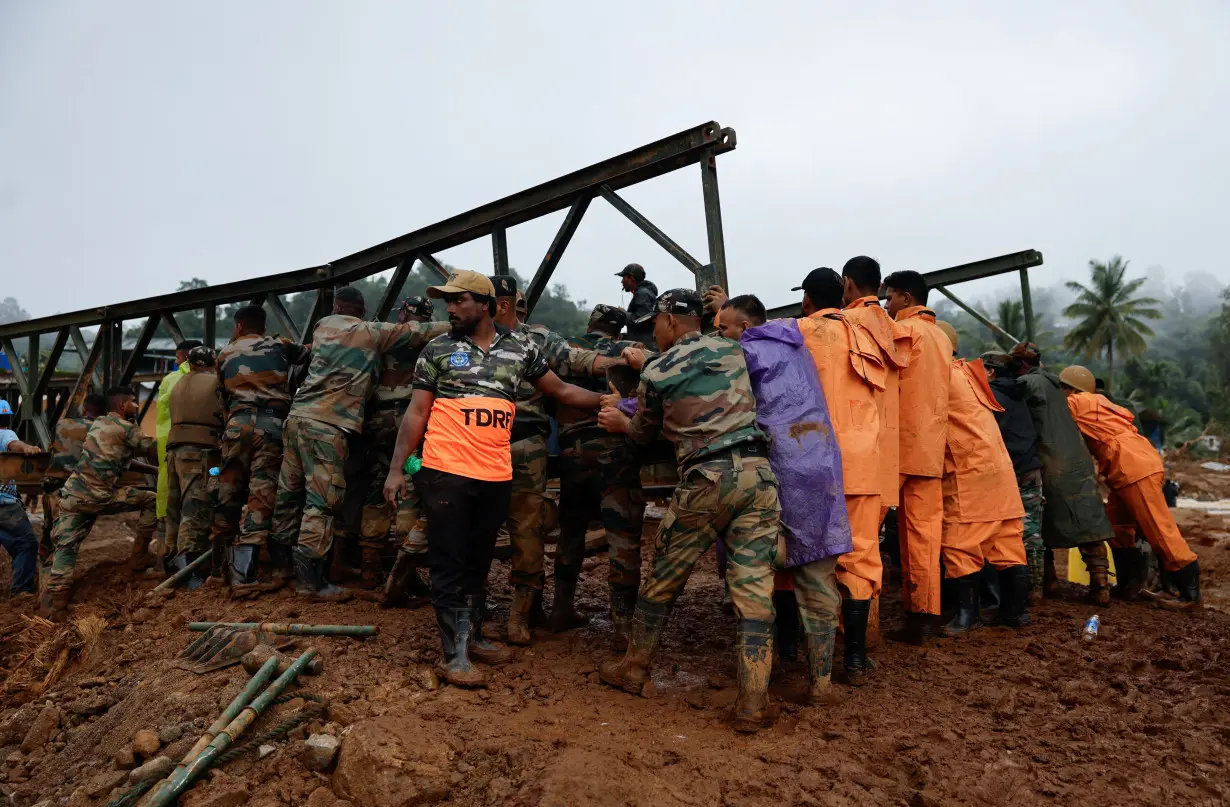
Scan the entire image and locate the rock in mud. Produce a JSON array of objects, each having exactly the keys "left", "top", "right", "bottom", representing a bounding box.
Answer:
[
  {"left": 159, "top": 723, "right": 185, "bottom": 743},
  {"left": 128, "top": 755, "right": 174, "bottom": 785},
  {"left": 1, "top": 707, "right": 37, "bottom": 746},
  {"left": 301, "top": 733, "right": 340, "bottom": 772},
  {"left": 20, "top": 706, "right": 60, "bottom": 754},
  {"left": 84, "top": 768, "right": 127, "bottom": 798},
  {"left": 181, "top": 770, "right": 250, "bottom": 807},
  {"left": 131, "top": 728, "right": 161, "bottom": 758},
  {"left": 113, "top": 745, "right": 136, "bottom": 769},
  {"left": 306, "top": 786, "right": 339, "bottom": 807},
  {"left": 334, "top": 718, "right": 454, "bottom": 807}
]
